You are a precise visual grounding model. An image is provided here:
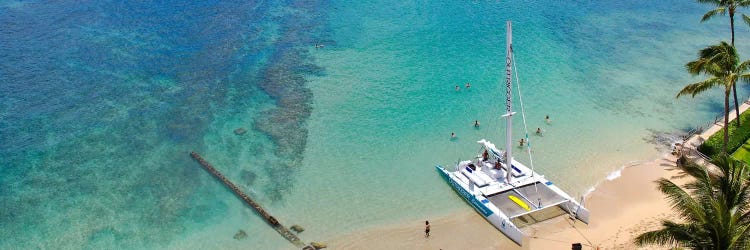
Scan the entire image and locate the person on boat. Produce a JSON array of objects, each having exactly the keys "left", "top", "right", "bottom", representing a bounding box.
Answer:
[
  {"left": 536, "top": 127, "right": 543, "bottom": 135},
  {"left": 494, "top": 160, "right": 502, "bottom": 170},
  {"left": 474, "top": 120, "right": 480, "bottom": 127},
  {"left": 465, "top": 82, "right": 471, "bottom": 89},
  {"left": 425, "top": 221, "right": 430, "bottom": 237},
  {"left": 482, "top": 149, "right": 489, "bottom": 161},
  {"left": 519, "top": 138, "right": 525, "bottom": 147},
  {"left": 545, "top": 115, "right": 551, "bottom": 124}
]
